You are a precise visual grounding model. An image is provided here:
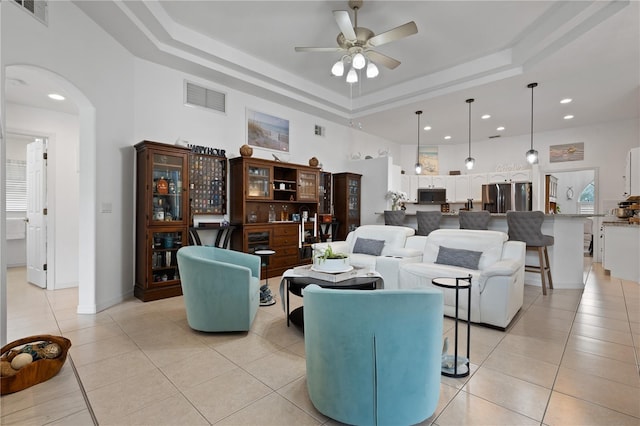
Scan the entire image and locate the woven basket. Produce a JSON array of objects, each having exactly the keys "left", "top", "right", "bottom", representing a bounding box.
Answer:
[{"left": 1, "top": 335, "right": 71, "bottom": 395}]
